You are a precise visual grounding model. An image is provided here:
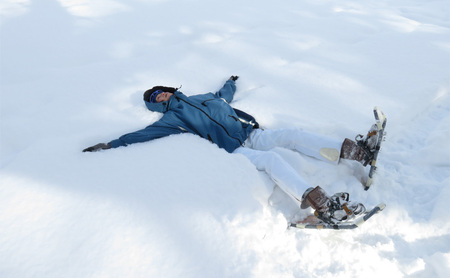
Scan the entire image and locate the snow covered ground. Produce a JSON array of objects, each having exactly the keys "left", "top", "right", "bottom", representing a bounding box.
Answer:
[{"left": 1, "top": 0, "right": 449, "bottom": 277}]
